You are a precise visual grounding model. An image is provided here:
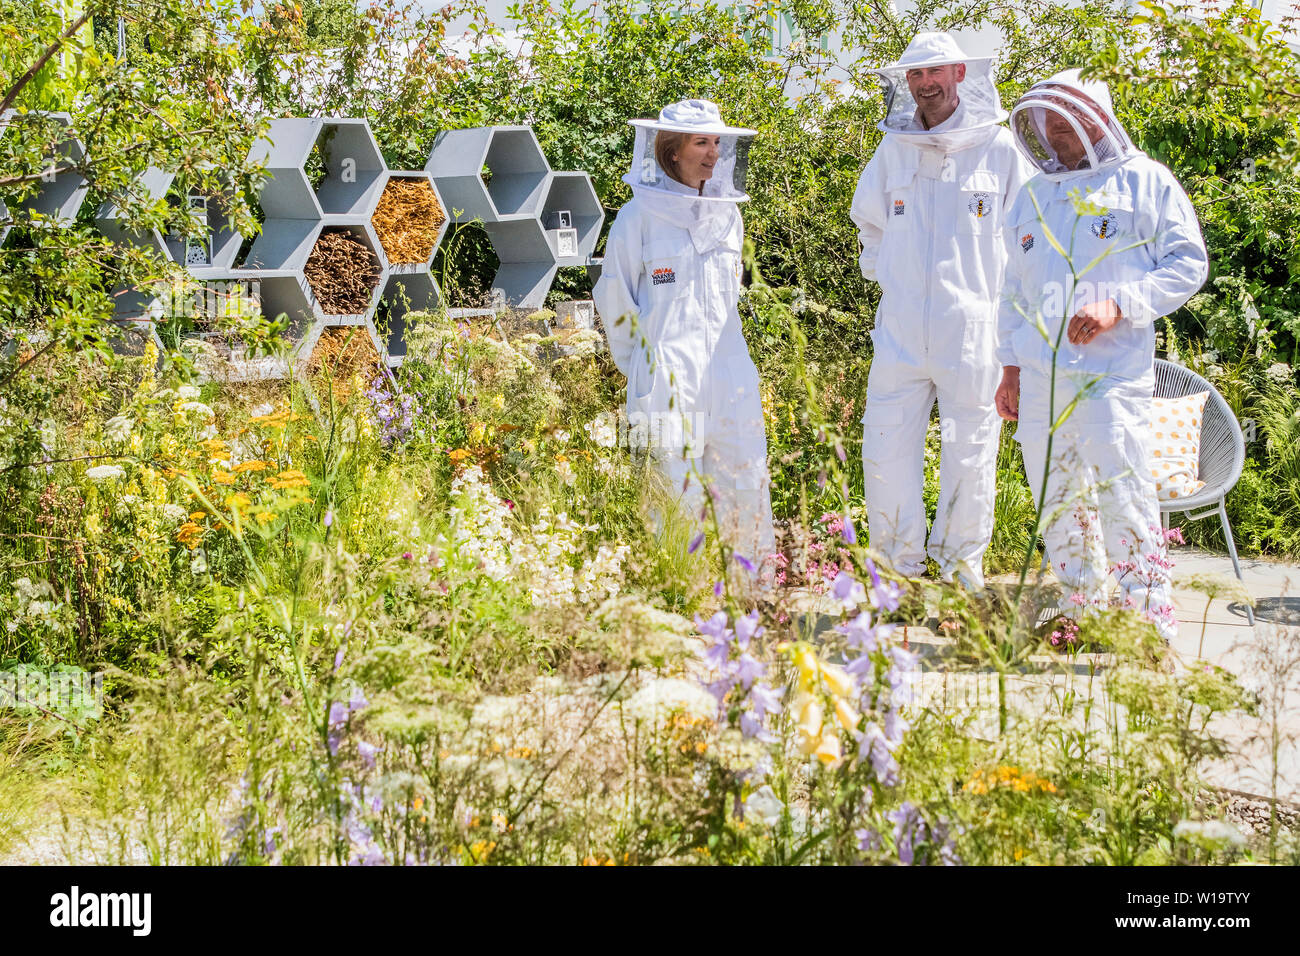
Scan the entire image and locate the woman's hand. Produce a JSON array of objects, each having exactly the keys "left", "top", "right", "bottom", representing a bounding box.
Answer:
[
  {"left": 995, "top": 366, "right": 1020, "bottom": 421},
  {"left": 1067, "top": 299, "right": 1122, "bottom": 345}
]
